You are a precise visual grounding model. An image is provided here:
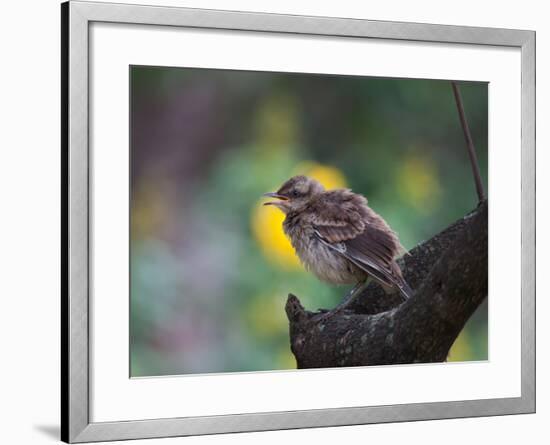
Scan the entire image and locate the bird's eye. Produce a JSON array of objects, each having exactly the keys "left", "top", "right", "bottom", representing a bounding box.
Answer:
[{"left": 291, "top": 190, "right": 300, "bottom": 197}]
